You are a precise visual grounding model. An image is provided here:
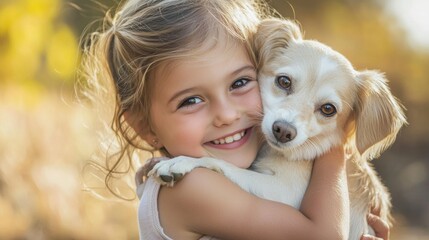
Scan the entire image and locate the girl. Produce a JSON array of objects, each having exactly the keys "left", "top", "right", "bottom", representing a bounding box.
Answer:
[{"left": 81, "top": 0, "right": 389, "bottom": 239}]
